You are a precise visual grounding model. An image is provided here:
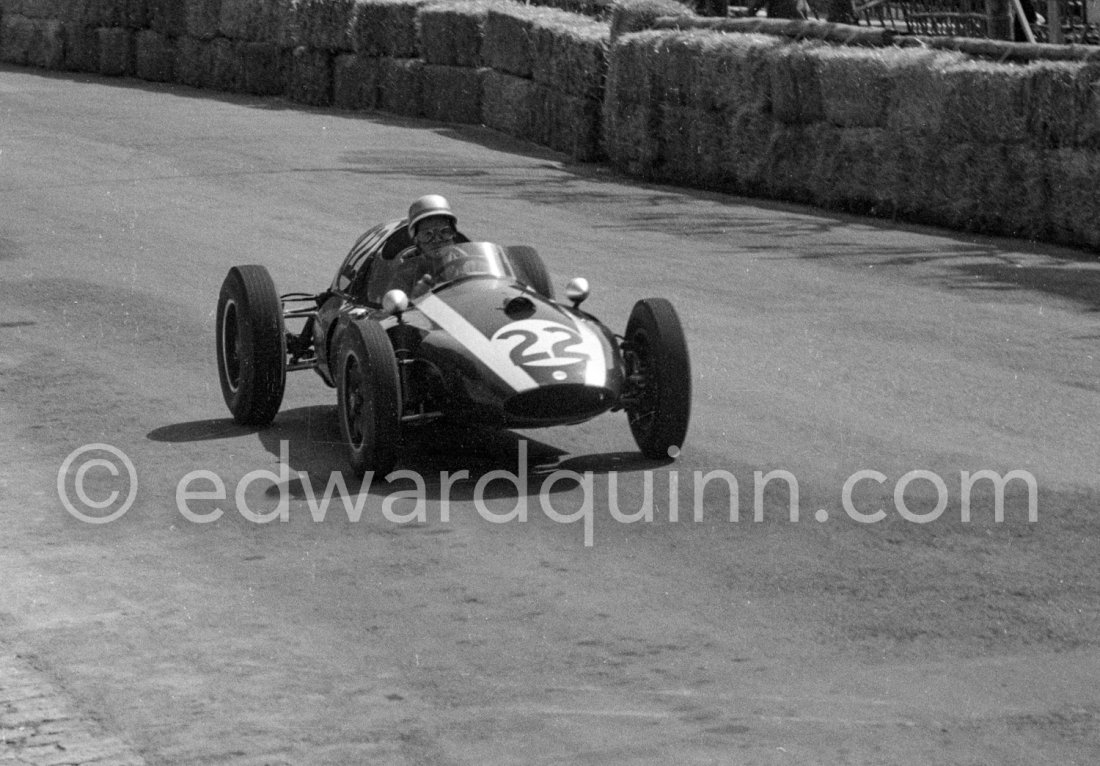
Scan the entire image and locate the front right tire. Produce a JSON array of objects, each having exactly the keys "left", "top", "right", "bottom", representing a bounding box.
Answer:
[
  {"left": 216, "top": 265, "right": 286, "bottom": 426},
  {"left": 623, "top": 298, "right": 691, "bottom": 460}
]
